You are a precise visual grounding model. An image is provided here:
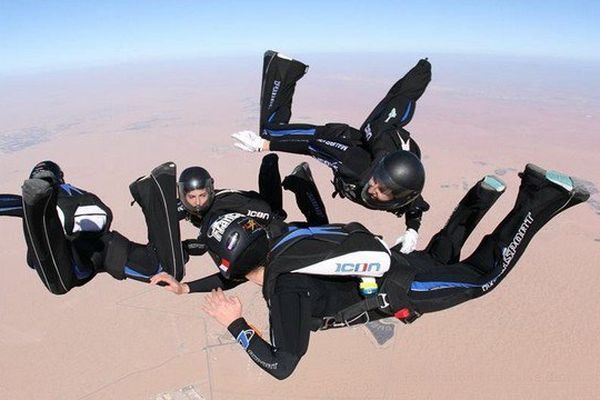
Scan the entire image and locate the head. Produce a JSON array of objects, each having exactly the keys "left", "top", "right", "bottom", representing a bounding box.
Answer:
[
  {"left": 29, "top": 160, "right": 65, "bottom": 185},
  {"left": 178, "top": 166, "right": 214, "bottom": 216},
  {"left": 204, "top": 213, "right": 269, "bottom": 279},
  {"left": 361, "top": 151, "right": 425, "bottom": 210}
]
